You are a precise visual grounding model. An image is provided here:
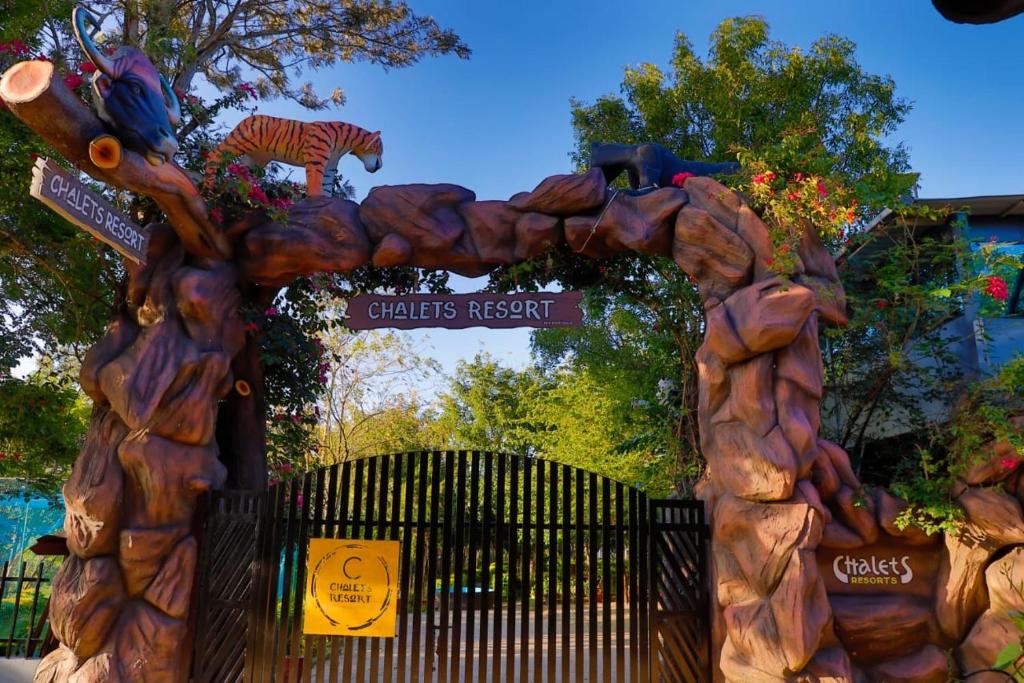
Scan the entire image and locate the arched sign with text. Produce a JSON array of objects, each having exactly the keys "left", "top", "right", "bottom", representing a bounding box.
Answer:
[{"left": 303, "top": 538, "right": 401, "bottom": 637}]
